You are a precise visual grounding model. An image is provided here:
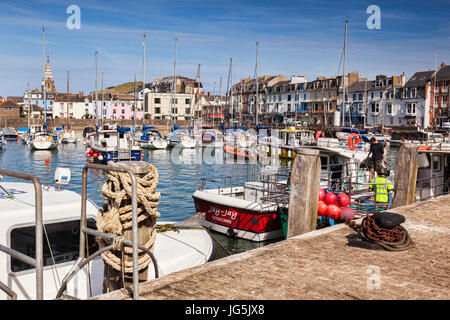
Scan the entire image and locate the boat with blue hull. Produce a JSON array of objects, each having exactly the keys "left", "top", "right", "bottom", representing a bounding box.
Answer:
[{"left": 86, "top": 124, "right": 143, "bottom": 164}]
